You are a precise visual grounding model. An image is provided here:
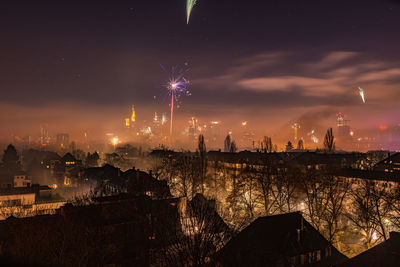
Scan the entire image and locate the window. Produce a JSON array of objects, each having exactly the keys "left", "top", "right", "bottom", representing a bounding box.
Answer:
[
  {"left": 316, "top": 250, "right": 321, "bottom": 261},
  {"left": 0, "top": 199, "right": 22, "bottom": 207},
  {"left": 325, "top": 247, "right": 331, "bottom": 257},
  {"left": 300, "top": 254, "right": 305, "bottom": 265},
  {"left": 290, "top": 256, "right": 296, "bottom": 265}
]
